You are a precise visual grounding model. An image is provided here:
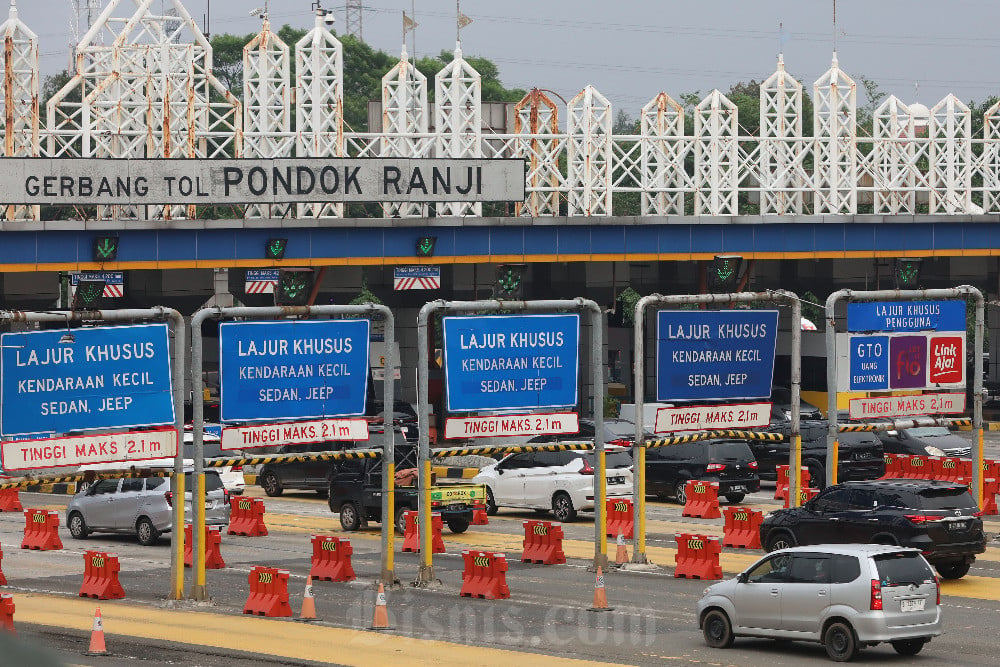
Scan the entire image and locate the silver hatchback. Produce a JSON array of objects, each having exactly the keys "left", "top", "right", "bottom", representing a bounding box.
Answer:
[
  {"left": 66, "top": 471, "right": 230, "bottom": 546},
  {"left": 697, "top": 544, "right": 942, "bottom": 662}
]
